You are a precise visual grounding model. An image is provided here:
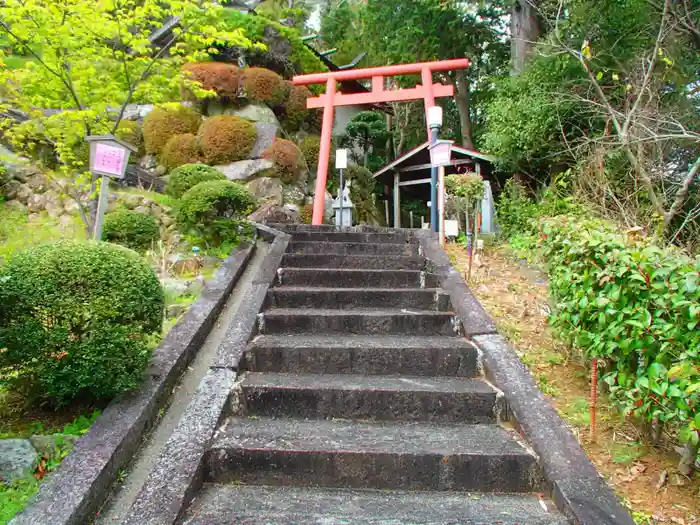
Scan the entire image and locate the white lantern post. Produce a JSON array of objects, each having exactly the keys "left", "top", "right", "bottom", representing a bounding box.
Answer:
[
  {"left": 428, "top": 139, "right": 453, "bottom": 246},
  {"left": 335, "top": 148, "right": 348, "bottom": 228},
  {"left": 86, "top": 135, "right": 137, "bottom": 241}
]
